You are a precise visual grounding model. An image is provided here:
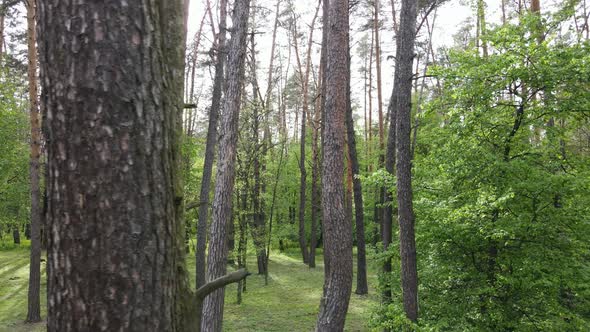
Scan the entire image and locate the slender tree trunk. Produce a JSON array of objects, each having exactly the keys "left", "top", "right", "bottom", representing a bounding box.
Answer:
[
  {"left": 186, "top": 11, "right": 207, "bottom": 135},
  {"left": 319, "top": 0, "right": 329, "bottom": 275},
  {"left": 249, "top": 28, "right": 268, "bottom": 275},
  {"left": 293, "top": 2, "right": 321, "bottom": 265},
  {"left": 375, "top": 0, "right": 384, "bottom": 156},
  {"left": 298, "top": 104, "right": 309, "bottom": 264},
  {"left": 315, "top": 0, "right": 353, "bottom": 329},
  {"left": 390, "top": 0, "right": 399, "bottom": 34},
  {"left": 265, "top": 141, "right": 285, "bottom": 284},
  {"left": 38, "top": 0, "right": 194, "bottom": 330},
  {"left": 264, "top": 0, "right": 281, "bottom": 111},
  {"left": 0, "top": 12, "right": 4, "bottom": 58},
  {"left": 395, "top": 0, "right": 419, "bottom": 322},
  {"left": 345, "top": 44, "right": 368, "bottom": 295},
  {"left": 196, "top": 0, "right": 227, "bottom": 290},
  {"left": 237, "top": 187, "right": 248, "bottom": 303},
  {"left": 477, "top": 0, "right": 488, "bottom": 57},
  {"left": 26, "top": 0, "right": 41, "bottom": 323},
  {"left": 309, "top": 68, "right": 322, "bottom": 268},
  {"left": 382, "top": 90, "right": 396, "bottom": 304},
  {"left": 201, "top": 0, "right": 251, "bottom": 330},
  {"left": 367, "top": 29, "right": 374, "bottom": 170},
  {"left": 13, "top": 228, "right": 20, "bottom": 244}
]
